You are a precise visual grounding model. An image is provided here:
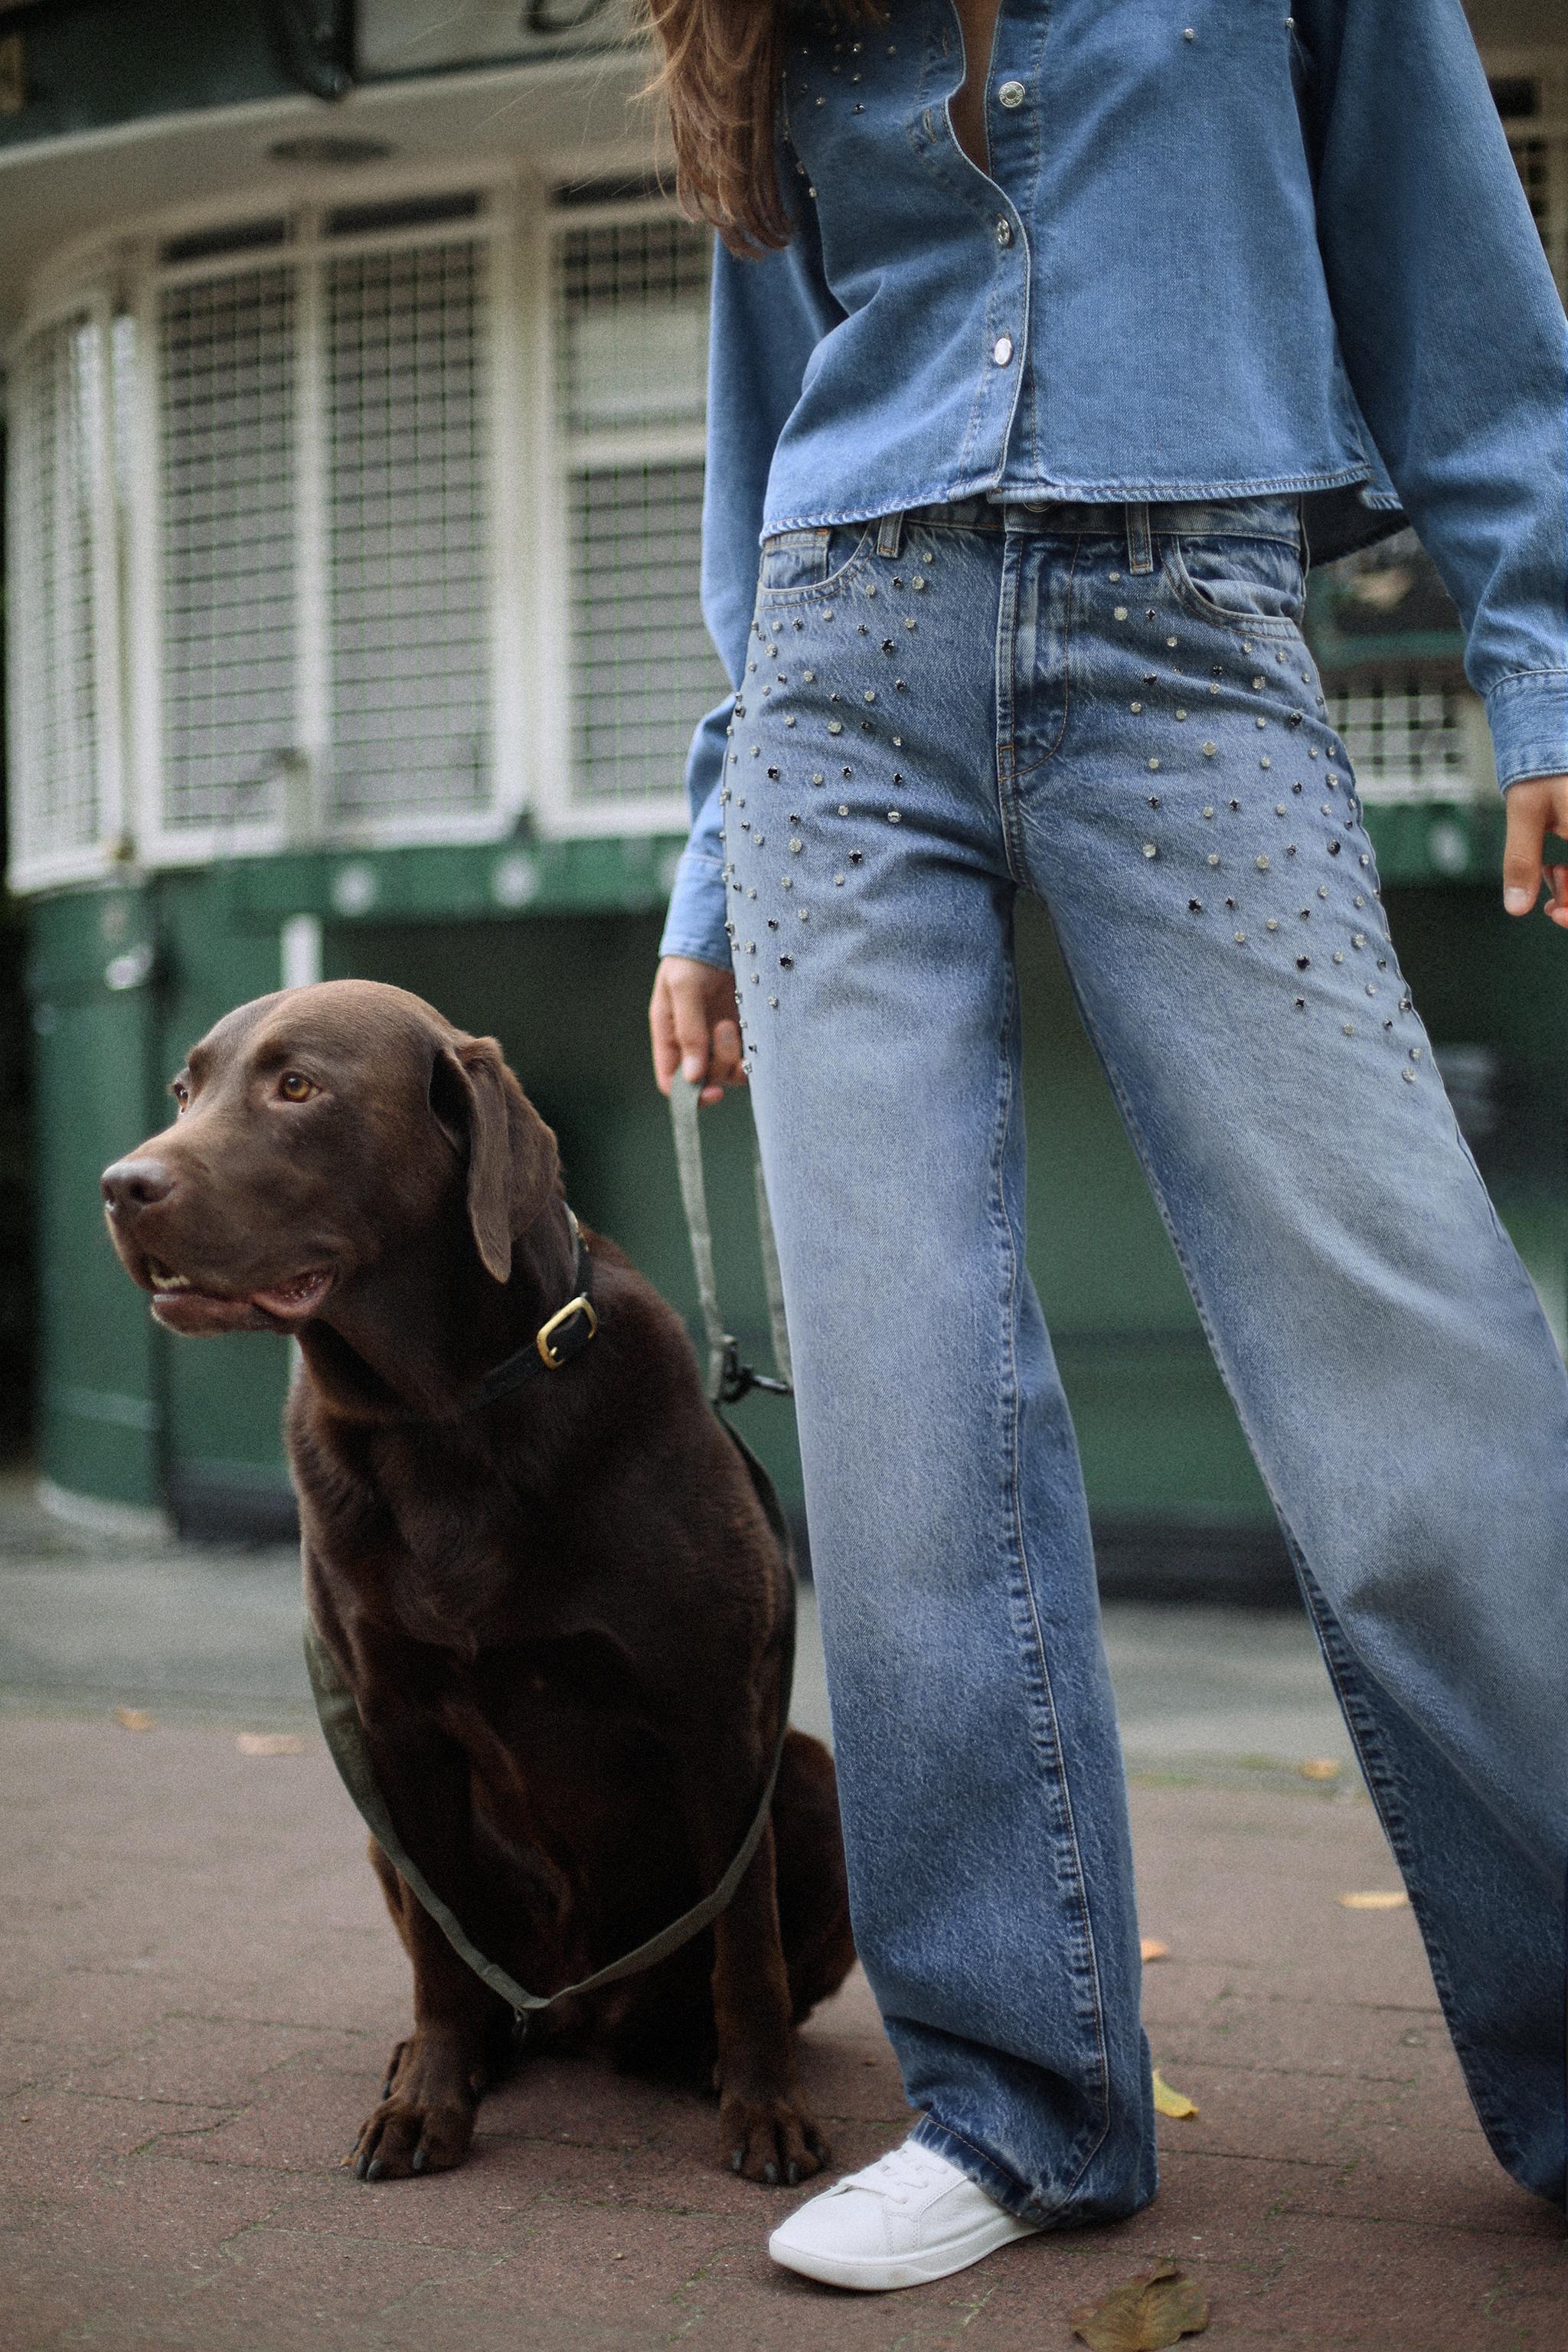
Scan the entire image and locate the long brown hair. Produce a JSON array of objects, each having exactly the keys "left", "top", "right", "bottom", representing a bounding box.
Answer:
[{"left": 641, "top": 0, "right": 881, "bottom": 255}]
